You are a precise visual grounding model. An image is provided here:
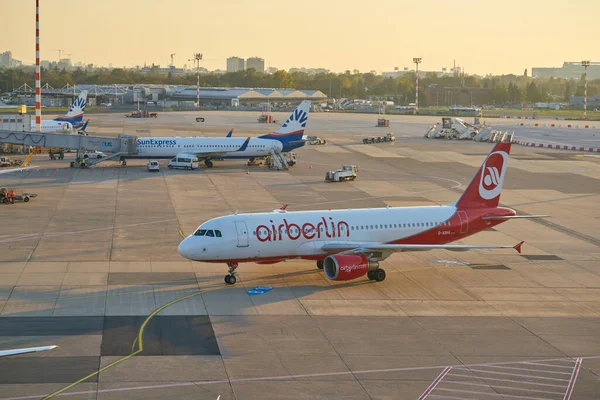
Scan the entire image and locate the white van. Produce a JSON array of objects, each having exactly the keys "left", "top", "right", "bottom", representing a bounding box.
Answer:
[{"left": 168, "top": 154, "right": 199, "bottom": 170}]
